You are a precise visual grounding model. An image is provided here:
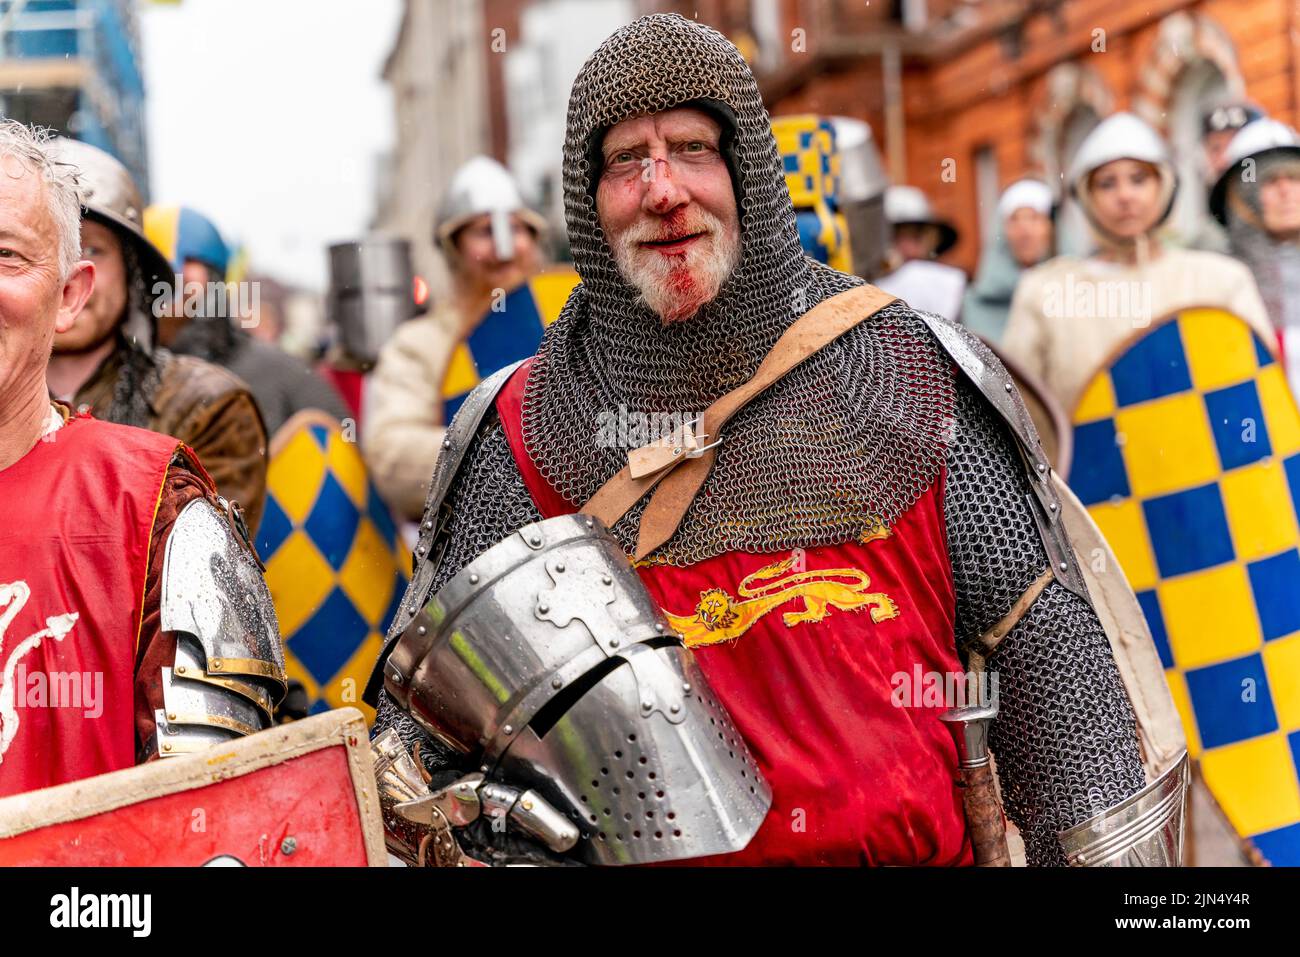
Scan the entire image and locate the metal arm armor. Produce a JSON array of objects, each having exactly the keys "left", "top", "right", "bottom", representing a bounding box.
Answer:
[{"left": 151, "top": 497, "right": 287, "bottom": 757}]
